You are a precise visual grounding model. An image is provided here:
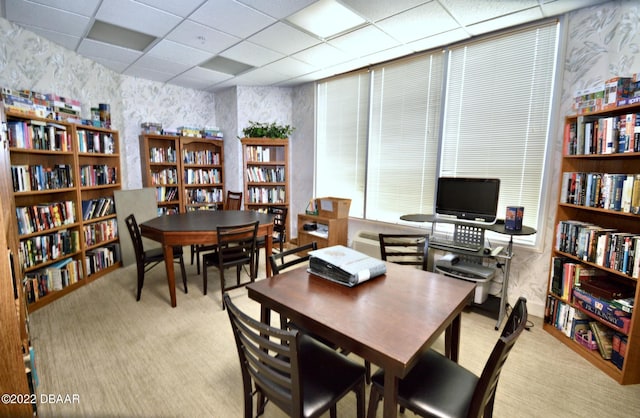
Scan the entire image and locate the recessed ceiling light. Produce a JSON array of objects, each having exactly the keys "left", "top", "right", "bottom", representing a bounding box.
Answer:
[
  {"left": 87, "top": 20, "right": 156, "bottom": 51},
  {"left": 287, "top": 0, "right": 366, "bottom": 39},
  {"left": 200, "top": 56, "right": 254, "bottom": 76}
]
